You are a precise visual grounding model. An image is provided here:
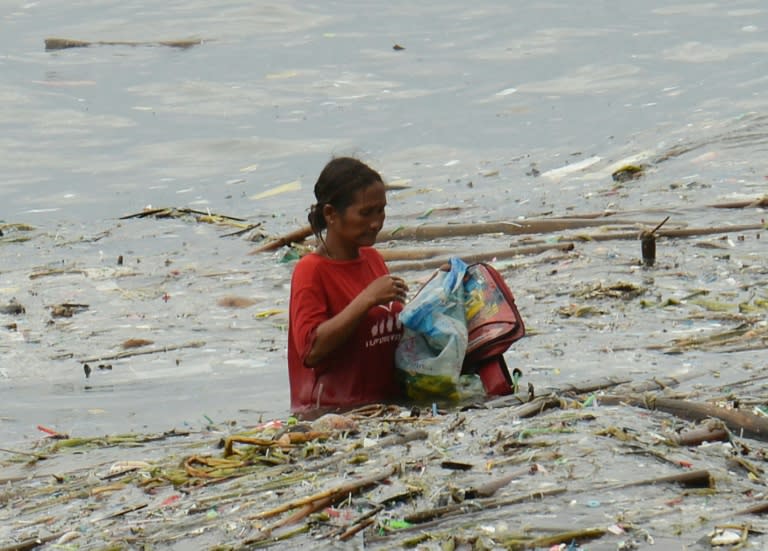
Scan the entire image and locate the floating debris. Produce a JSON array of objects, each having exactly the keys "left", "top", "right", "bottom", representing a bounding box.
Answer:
[
  {"left": 45, "top": 37, "right": 204, "bottom": 50},
  {"left": 0, "top": 300, "right": 25, "bottom": 315},
  {"left": 572, "top": 281, "right": 645, "bottom": 301},
  {"left": 49, "top": 303, "right": 89, "bottom": 318},
  {"left": 611, "top": 164, "right": 646, "bottom": 183}
]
